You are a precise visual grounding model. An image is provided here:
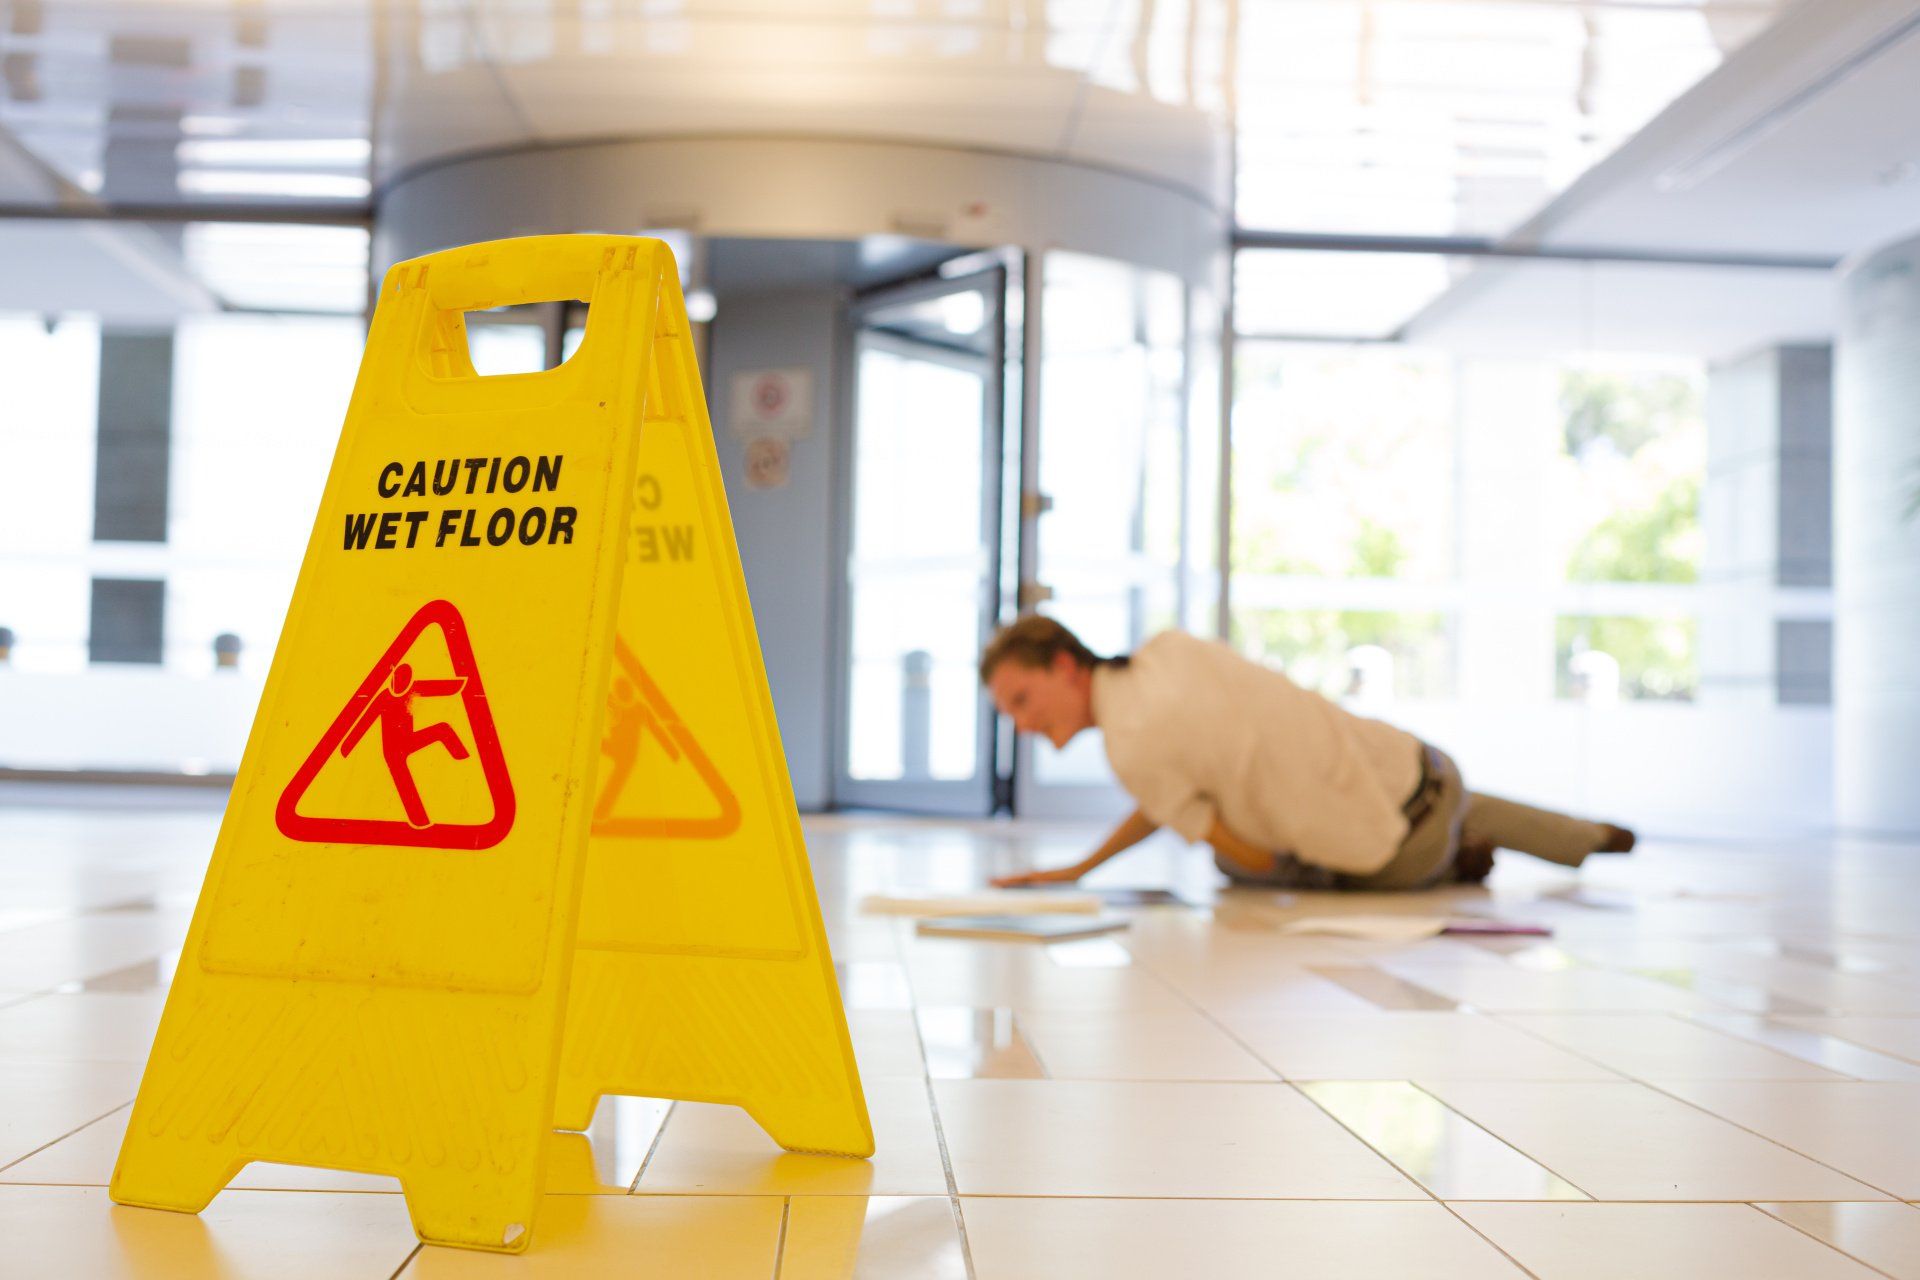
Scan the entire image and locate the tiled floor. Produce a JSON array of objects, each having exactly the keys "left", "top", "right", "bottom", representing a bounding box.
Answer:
[{"left": 4, "top": 787, "right": 1920, "bottom": 1277}]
